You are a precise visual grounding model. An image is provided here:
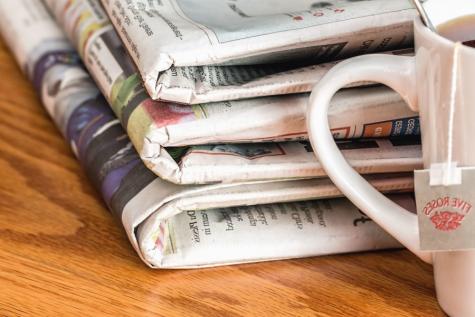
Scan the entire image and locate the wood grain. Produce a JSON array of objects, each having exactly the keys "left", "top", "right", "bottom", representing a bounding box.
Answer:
[{"left": 0, "top": 38, "right": 444, "bottom": 316}]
